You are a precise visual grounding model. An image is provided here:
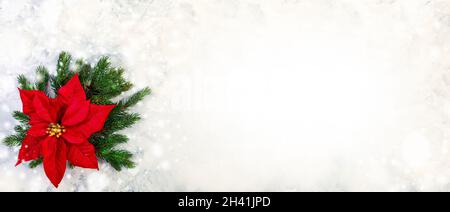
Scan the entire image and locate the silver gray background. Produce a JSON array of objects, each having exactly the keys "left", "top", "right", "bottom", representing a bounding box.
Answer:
[{"left": 1, "top": 0, "right": 450, "bottom": 191}]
